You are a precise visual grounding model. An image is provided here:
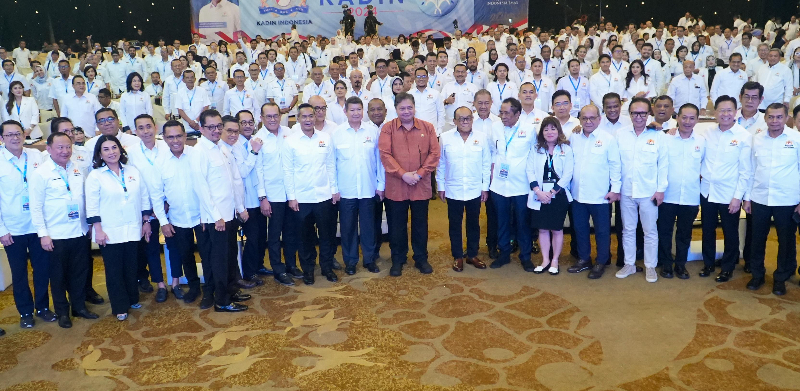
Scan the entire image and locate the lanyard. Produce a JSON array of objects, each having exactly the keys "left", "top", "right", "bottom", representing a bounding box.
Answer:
[
  {"left": 568, "top": 76, "right": 581, "bottom": 95},
  {"left": 187, "top": 88, "right": 197, "bottom": 107},
  {"left": 725, "top": 39, "right": 732, "bottom": 49},
  {"left": 208, "top": 81, "right": 217, "bottom": 96},
  {"left": 12, "top": 152, "right": 27, "bottom": 188},
  {"left": 238, "top": 89, "right": 247, "bottom": 106},
  {"left": 140, "top": 142, "right": 157, "bottom": 166},
  {"left": 330, "top": 78, "right": 336, "bottom": 86},
  {"left": 377, "top": 77, "right": 387, "bottom": 94},
  {"left": 601, "top": 72, "right": 612, "bottom": 87},
  {"left": 612, "top": 61, "right": 622, "bottom": 73},
  {"left": 354, "top": 90, "right": 363, "bottom": 98},
  {"left": 15, "top": 101, "right": 21, "bottom": 120},
  {"left": 3, "top": 73, "right": 14, "bottom": 84},
  {"left": 678, "top": 37, "right": 685, "bottom": 46},
  {"left": 691, "top": 52, "right": 699, "bottom": 62},
  {"left": 428, "top": 75, "right": 438, "bottom": 89},
  {"left": 643, "top": 58, "right": 651, "bottom": 68},
  {"left": 173, "top": 76, "right": 182, "bottom": 88},
  {"left": 277, "top": 79, "right": 286, "bottom": 92},
  {"left": 533, "top": 78, "right": 542, "bottom": 93},
  {"left": 88, "top": 81, "right": 95, "bottom": 92},
  {"left": 314, "top": 83, "right": 324, "bottom": 95},
  {"left": 438, "top": 67, "right": 447, "bottom": 75},
  {"left": 504, "top": 122, "right": 520, "bottom": 151},
  {"left": 497, "top": 82, "right": 507, "bottom": 97},
  {"left": 109, "top": 167, "right": 128, "bottom": 199},
  {"left": 470, "top": 72, "right": 475, "bottom": 83},
  {"left": 543, "top": 60, "right": 550, "bottom": 75},
  {"left": 518, "top": 70, "right": 526, "bottom": 82},
  {"left": 655, "top": 40, "right": 661, "bottom": 50},
  {"left": 244, "top": 139, "right": 249, "bottom": 152},
  {"left": 57, "top": 168, "right": 72, "bottom": 198}
]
